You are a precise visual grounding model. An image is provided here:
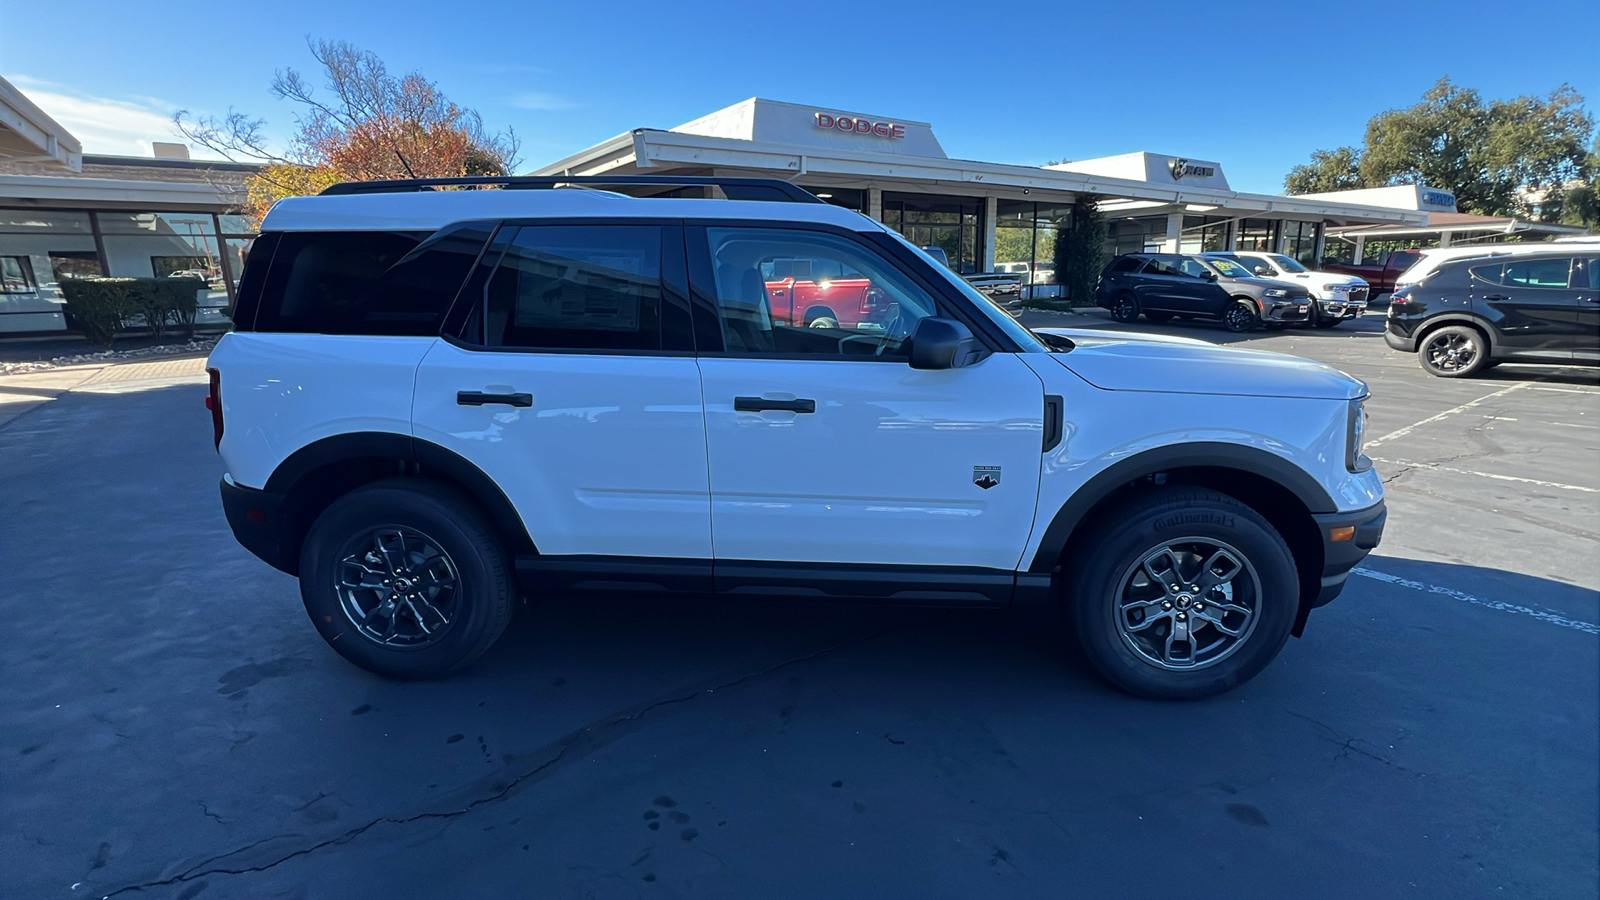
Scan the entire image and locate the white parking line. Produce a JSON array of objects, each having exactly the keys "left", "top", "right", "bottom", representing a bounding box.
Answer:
[
  {"left": 1353, "top": 567, "right": 1600, "bottom": 635},
  {"left": 1529, "top": 386, "right": 1600, "bottom": 395},
  {"left": 1371, "top": 458, "right": 1600, "bottom": 494},
  {"left": 1366, "top": 382, "right": 1532, "bottom": 449}
]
